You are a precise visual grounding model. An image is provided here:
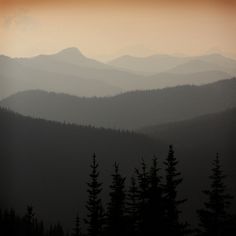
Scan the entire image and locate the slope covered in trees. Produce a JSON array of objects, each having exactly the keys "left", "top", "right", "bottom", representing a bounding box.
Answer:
[
  {"left": 0, "top": 107, "right": 163, "bottom": 230},
  {"left": 139, "top": 107, "right": 236, "bottom": 173},
  {"left": 140, "top": 107, "right": 236, "bottom": 152},
  {"left": 197, "top": 154, "right": 236, "bottom": 235},
  {"left": 1, "top": 107, "right": 235, "bottom": 231},
  {"left": 139, "top": 107, "right": 236, "bottom": 224}
]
